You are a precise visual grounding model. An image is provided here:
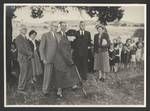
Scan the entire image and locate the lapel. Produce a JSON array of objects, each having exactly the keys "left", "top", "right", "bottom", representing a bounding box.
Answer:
[
  {"left": 58, "top": 31, "right": 70, "bottom": 45},
  {"left": 47, "top": 31, "right": 53, "bottom": 39},
  {"left": 19, "top": 34, "right": 28, "bottom": 44},
  {"left": 98, "top": 33, "right": 104, "bottom": 44},
  {"left": 19, "top": 34, "right": 31, "bottom": 51},
  {"left": 55, "top": 32, "right": 62, "bottom": 43}
]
